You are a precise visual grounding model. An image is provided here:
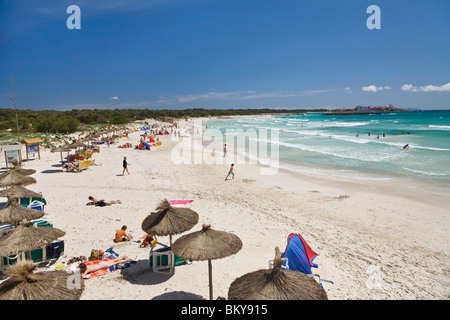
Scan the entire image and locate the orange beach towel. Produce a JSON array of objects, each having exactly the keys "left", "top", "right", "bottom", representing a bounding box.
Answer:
[{"left": 68, "top": 259, "right": 115, "bottom": 279}]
